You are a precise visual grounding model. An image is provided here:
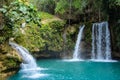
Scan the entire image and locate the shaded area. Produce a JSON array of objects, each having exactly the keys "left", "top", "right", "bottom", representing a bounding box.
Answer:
[{"left": 33, "top": 50, "right": 61, "bottom": 59}]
